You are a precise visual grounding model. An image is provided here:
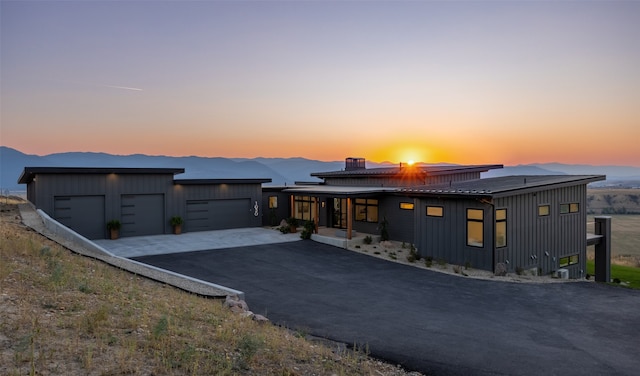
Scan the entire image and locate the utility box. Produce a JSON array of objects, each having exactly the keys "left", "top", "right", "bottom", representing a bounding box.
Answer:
[{"left": 556, "top": 269, "right": 569, "bottom": 279}]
